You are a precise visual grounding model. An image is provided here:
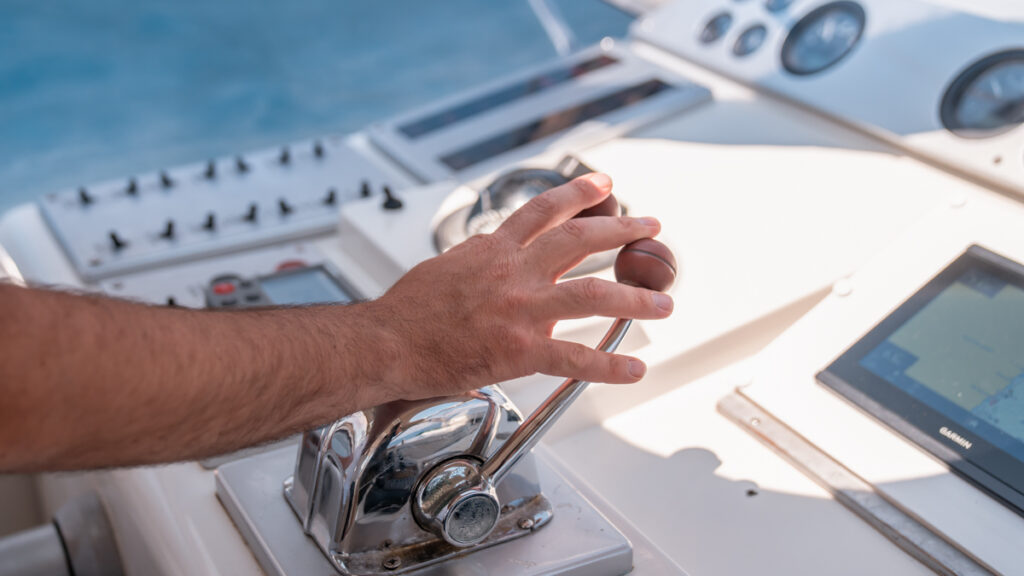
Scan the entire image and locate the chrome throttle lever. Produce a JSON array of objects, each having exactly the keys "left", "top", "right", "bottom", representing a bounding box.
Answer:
[{"left": 413, "top": 237, "right": 678, "bottom": 548}]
